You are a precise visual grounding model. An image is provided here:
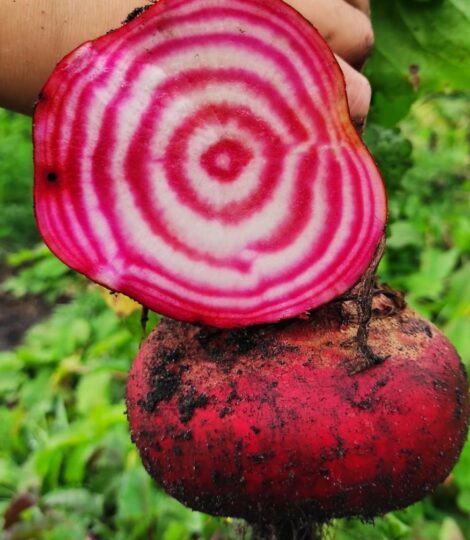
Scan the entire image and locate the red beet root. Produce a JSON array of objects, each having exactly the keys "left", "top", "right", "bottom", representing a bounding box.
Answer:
[
  {"left": 126, "top": 303, "right": 468, "bottom": 522},
  {"left": 33, "top": 0, "right": 386, "bottom": 328}
]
